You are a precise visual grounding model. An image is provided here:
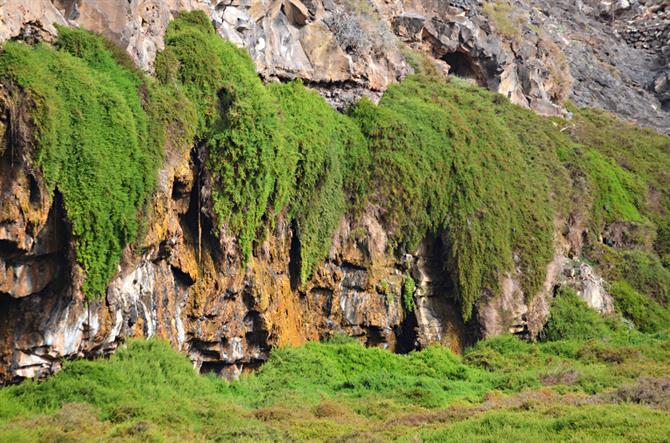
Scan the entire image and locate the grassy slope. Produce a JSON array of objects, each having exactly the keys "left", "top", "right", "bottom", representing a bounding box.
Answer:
[{"left": 0, "top": 329, "right": 668, "bottom": 442}]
